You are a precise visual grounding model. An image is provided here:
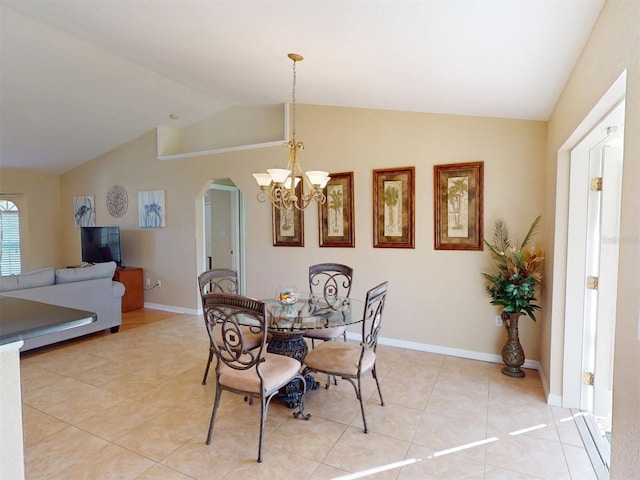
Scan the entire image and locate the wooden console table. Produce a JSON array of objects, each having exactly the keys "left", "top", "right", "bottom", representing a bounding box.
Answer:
[{"left": 114, "top": 267, "right": 143, "bottom": 312}]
